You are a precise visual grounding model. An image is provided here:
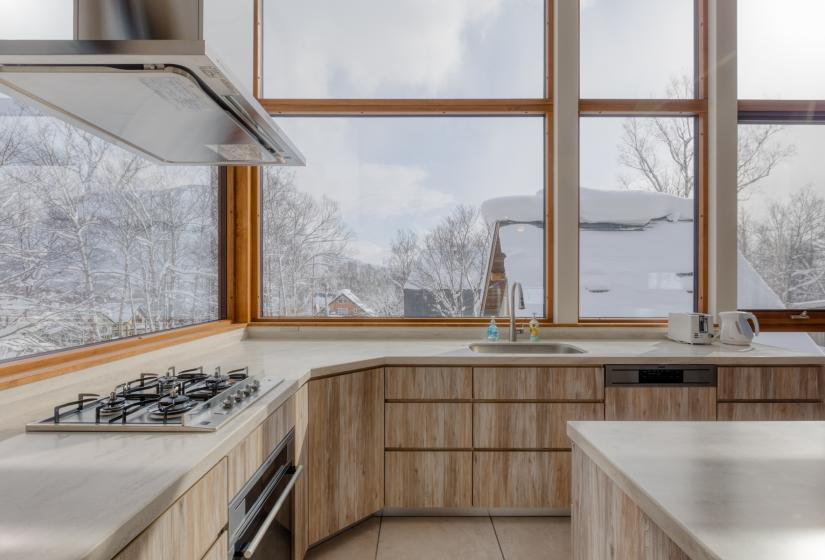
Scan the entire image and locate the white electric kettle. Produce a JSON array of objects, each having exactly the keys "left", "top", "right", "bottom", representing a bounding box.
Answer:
[{"left": 718, "top": 311, "right": 760, "bottom": 346}]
